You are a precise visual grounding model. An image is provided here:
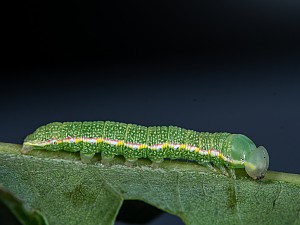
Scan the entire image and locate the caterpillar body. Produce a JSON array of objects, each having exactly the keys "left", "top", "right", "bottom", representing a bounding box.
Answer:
[{"left": 22, "top": 121, "right": 269, "bottom": 180}]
